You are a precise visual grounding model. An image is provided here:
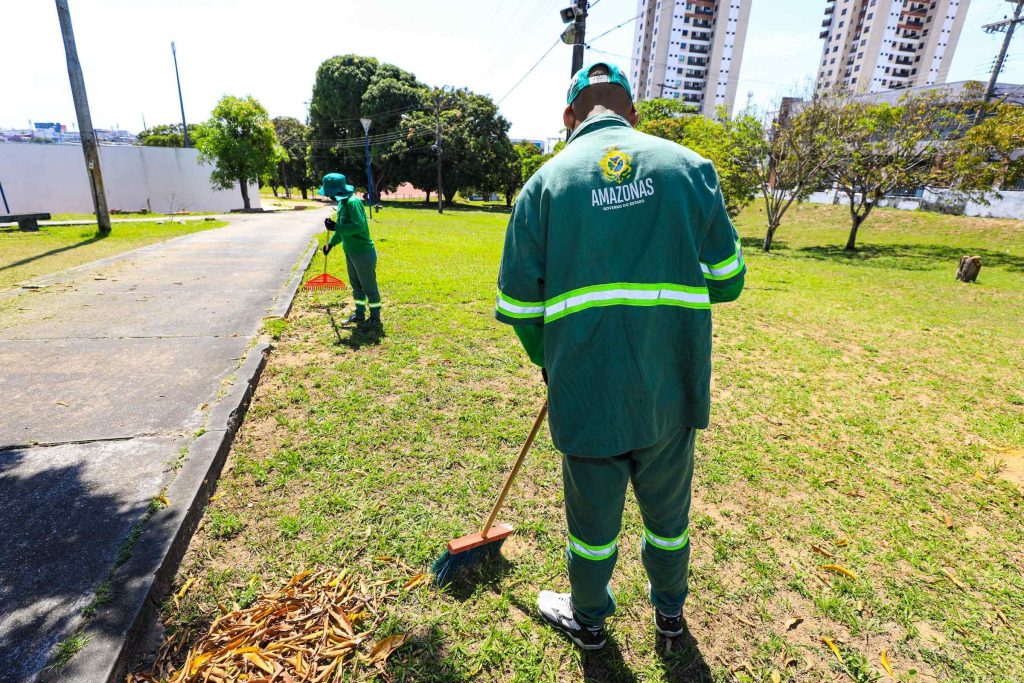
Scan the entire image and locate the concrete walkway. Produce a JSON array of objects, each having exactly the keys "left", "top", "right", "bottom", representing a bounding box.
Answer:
[{"left": 0, "top": 211, "right": 323, "bottom": 681}]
